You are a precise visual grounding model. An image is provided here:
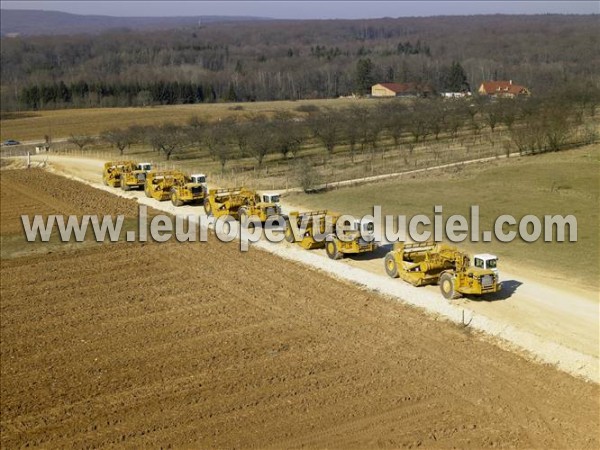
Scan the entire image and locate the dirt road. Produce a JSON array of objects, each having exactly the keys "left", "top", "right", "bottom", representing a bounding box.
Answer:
[
  {"left": 1, "top": 169, "right": 599, "bottom": 448},
  {"left": 40, "top": 154, "right": 600, "bottom": 382}
]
